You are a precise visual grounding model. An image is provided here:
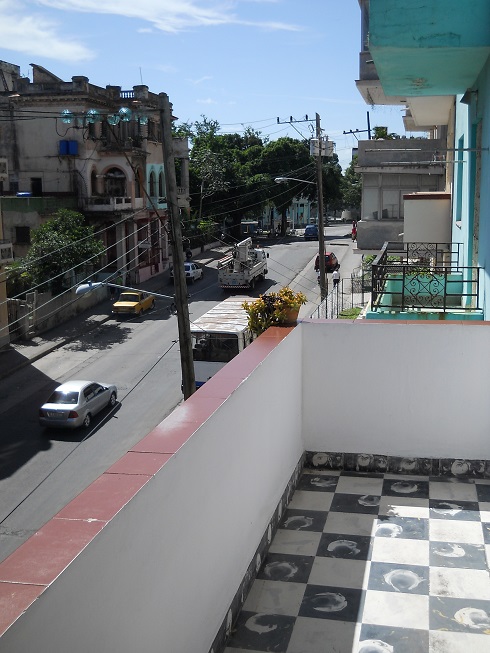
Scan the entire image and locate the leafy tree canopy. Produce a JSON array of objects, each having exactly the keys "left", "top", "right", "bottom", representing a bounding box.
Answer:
[
  {"left": 373, "top": 126, "right": 400, "bottom": 140},
  {"left": 25, "top": 209, "right": 104, "bottom": 294},
  {"left": 341, "top": 155, "right": 362, "bottom": 209},
  {"left": 172, "top": 116, "right": 346, "bottom": 239}
]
